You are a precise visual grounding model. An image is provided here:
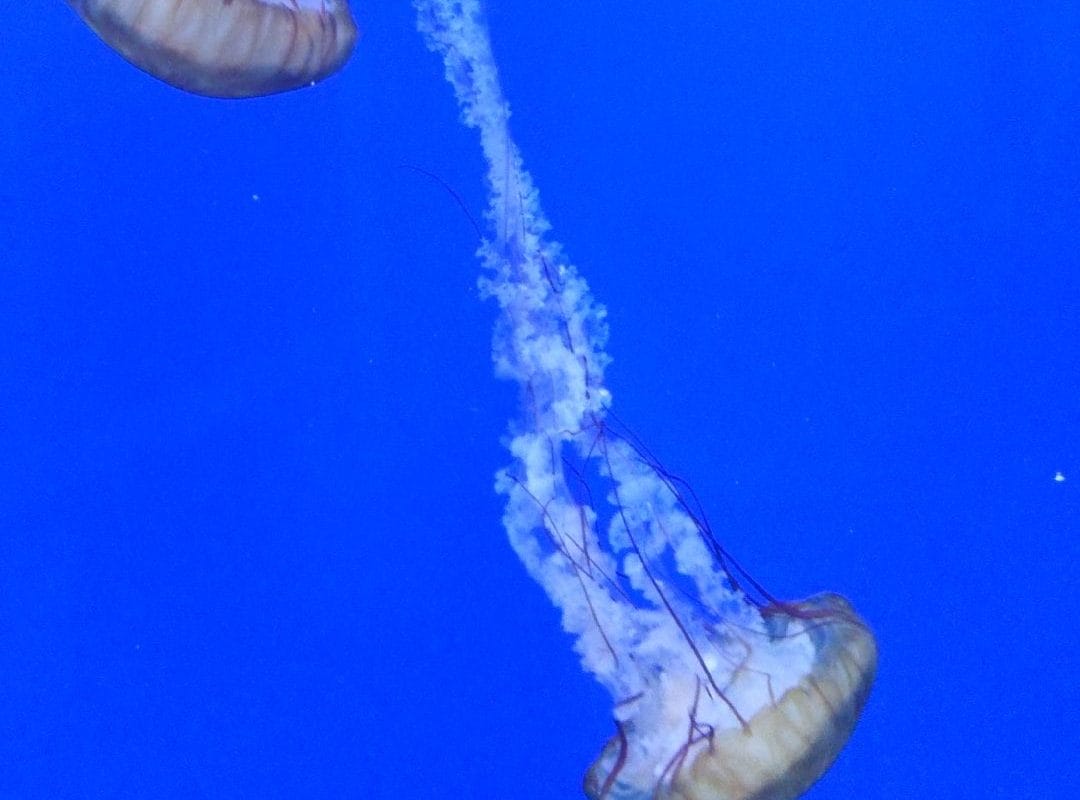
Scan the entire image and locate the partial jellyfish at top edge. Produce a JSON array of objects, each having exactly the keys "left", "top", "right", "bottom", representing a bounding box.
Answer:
[{"left": 68, "top": 0, "right": 357, "bottom": 97}]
